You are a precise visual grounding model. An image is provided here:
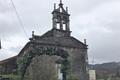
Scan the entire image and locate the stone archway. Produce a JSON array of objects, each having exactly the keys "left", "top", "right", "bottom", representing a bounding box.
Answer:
[{"left": 17, "top": 45, "right": 69, "bottom": 80}]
